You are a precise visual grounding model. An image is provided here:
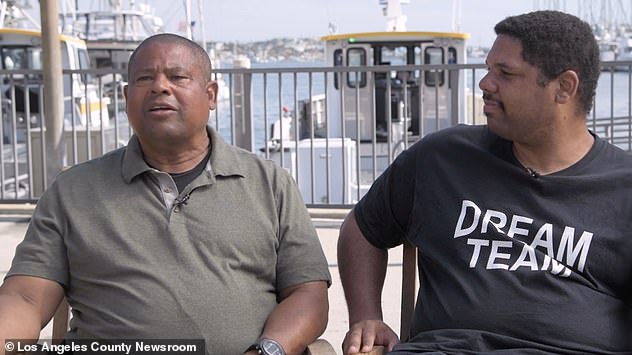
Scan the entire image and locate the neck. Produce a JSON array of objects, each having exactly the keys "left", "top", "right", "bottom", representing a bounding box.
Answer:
[
  {"left": 512, "top": 129, "right": 594, "bottom": 176},
  {"left": 142, "top": 133, "right": 211, "bottom": 173}
]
